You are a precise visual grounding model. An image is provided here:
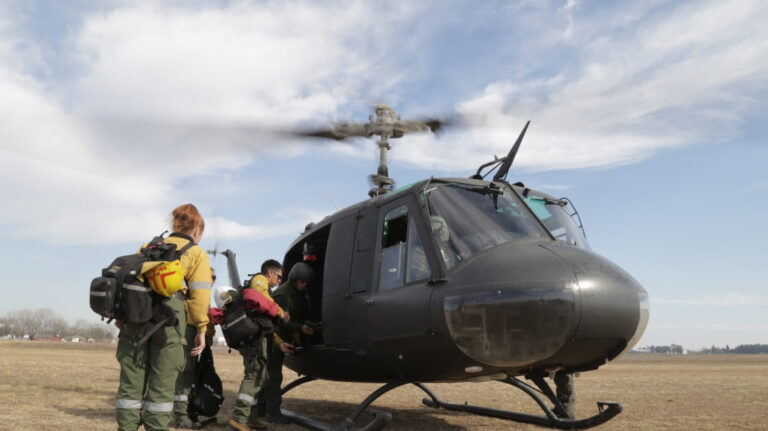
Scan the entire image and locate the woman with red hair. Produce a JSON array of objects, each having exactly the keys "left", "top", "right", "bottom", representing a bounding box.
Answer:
[{"left": 115, "top": 204, "right": 213, "bottom": 431}]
